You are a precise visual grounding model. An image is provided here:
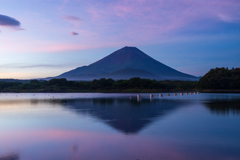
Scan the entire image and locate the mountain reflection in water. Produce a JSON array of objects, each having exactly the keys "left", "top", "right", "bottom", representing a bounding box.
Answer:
[
  {"left": 63, "top": 98, "right": 188, "bottom": 134},
  {"left": 0, "top": 93, "right": 240, "bottom": 160},
  {"left": 205, "top": 99, "right": 240, "bottom": 115}
]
